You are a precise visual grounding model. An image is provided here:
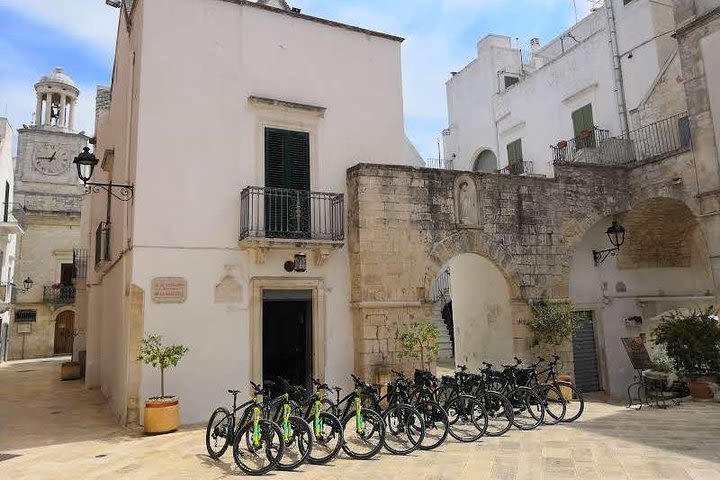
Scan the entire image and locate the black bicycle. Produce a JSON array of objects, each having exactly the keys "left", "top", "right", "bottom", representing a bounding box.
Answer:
[
  {"left": 265, "top": 381, "right": 313, "bottom": 470},
  {"left": 434, "top": 368, "right": 489, "bottom": 442},
  {"left": 319, "top": 375, "right": 386, "bottom": 460},
  {"left": 460, "top": 367, "right": 514, "bottom": 437},
  {"left": 406, "top": 369, "right": 450, "bottom": 450},
  {"left": 535, "top": 355, "right": 585, "bottom": 422},
  {"left": 360, "top": 370, "right": 426, "bottom": 455},
  {"left": 292, "top": 379, "right": 344, "bottom": 465},
  {"left": 205, "top": 383, "right": 285, "bottom": 476},
  {"left": 482, "top": 360, "right": 545, "bottom": 430},
  {"left": 514, "top": 357, "right": 567, "bottom": 425}
]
